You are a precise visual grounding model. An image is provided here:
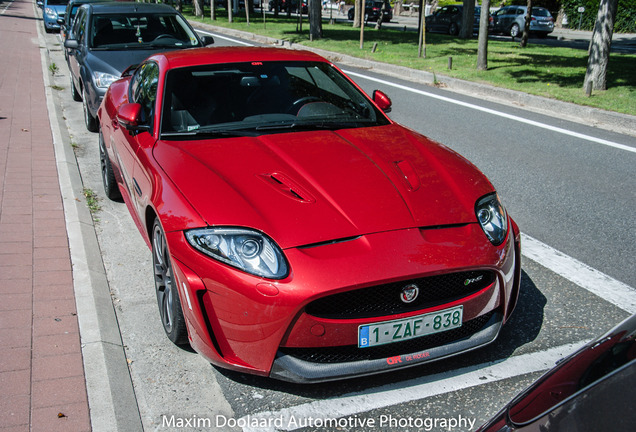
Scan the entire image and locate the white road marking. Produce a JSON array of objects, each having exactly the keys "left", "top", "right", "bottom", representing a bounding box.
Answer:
[
  {"left": 196, "top": 29, "right": 255, "bottom": 46},
  {"left": 241, "top": 341, "right": 586, "bottom": 432},
  {"left": 344, "top": 70, "right": 636, "bottom": 154},
  {"left": 521, "top": 233, "right": 636, "bottom": 314},
  {"left": 192, "top": 30, "right": 635, "bottom": 154}
]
